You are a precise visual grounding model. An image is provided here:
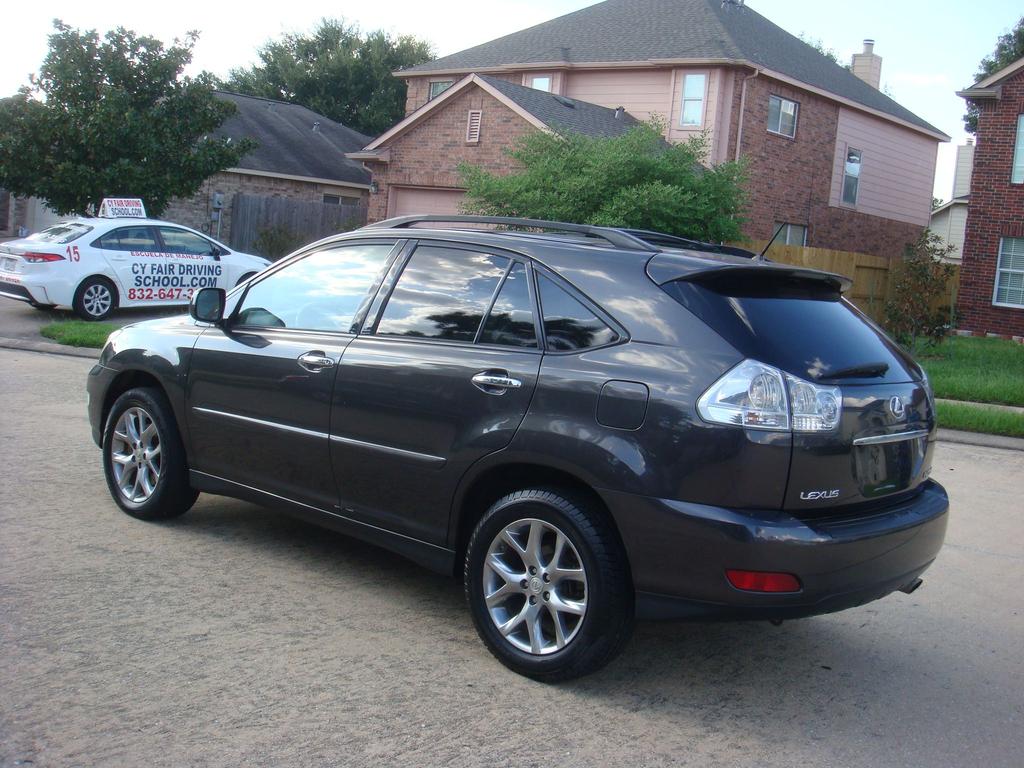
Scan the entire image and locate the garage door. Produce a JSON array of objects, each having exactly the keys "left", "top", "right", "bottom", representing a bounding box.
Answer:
[{"left": 390, "top": 187, "right": 465, "bottom": 217}]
